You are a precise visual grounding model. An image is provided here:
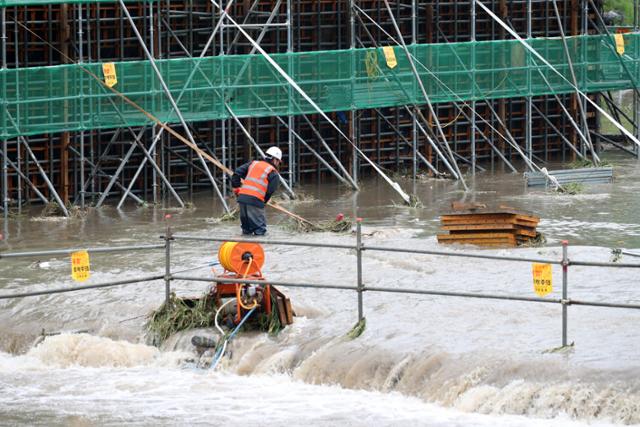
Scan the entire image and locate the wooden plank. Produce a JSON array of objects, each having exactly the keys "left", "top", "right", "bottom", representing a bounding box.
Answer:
[
  {"left": 276, "top": 296, "right": 287, "bottom": 326},
  {"left": 441, "top": 213, "right": 517, "bottom": 222},
  {"left": 515, "top": 228, "right": 537, "bottom": 237},
  {"left": 442, "top": 223, "right": 518, "bottom": 231},
  {"left": 284, "top": 298, "right": 294, "bottom": 325},
  {"left": 437, "top": 232, "right": 516, "bottom": 240}
]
